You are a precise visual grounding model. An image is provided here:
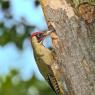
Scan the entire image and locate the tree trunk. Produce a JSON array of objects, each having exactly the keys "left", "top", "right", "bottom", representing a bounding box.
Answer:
[{"left": 41, "top": 0, "right": 95, "bottom": 95}]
